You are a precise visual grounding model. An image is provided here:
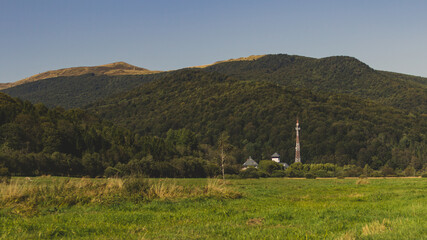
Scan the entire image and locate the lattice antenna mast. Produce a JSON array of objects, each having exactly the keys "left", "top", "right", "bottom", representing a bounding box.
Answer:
[{"left": 295, "top": 119, "right": 301, "bottom": 163}]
